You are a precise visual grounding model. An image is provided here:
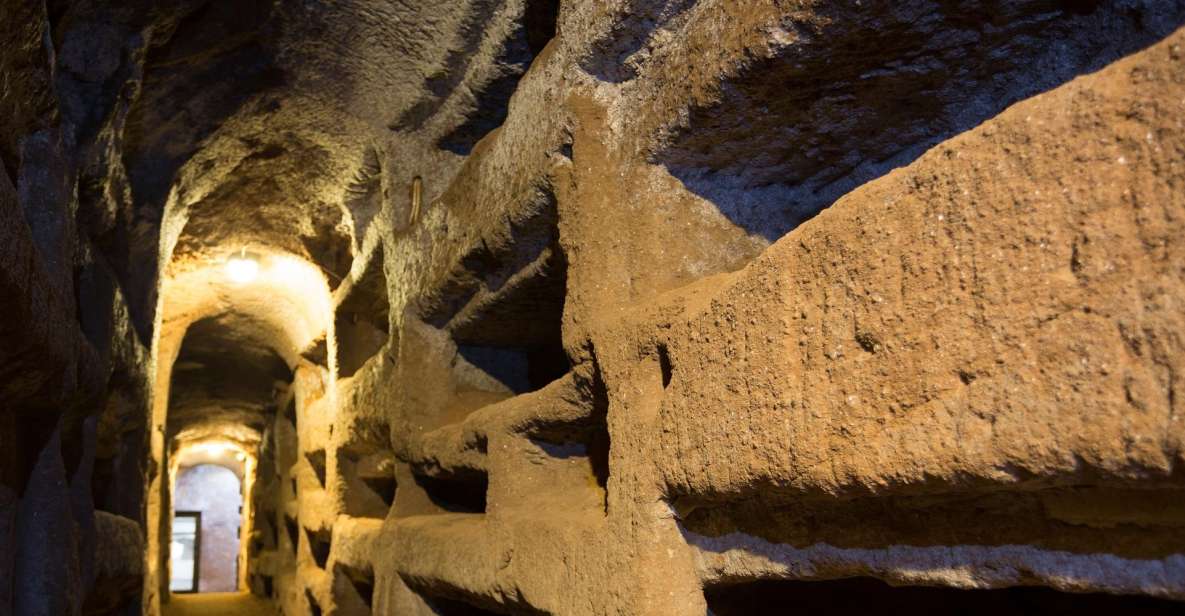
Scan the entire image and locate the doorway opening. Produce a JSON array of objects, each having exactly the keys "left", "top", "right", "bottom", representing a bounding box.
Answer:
[
  {"left": 169, "top": 512, "right": 201, "bottom": 592},
  {"left": 171, "top": 464, "right": 244, "bottom": 592}
]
